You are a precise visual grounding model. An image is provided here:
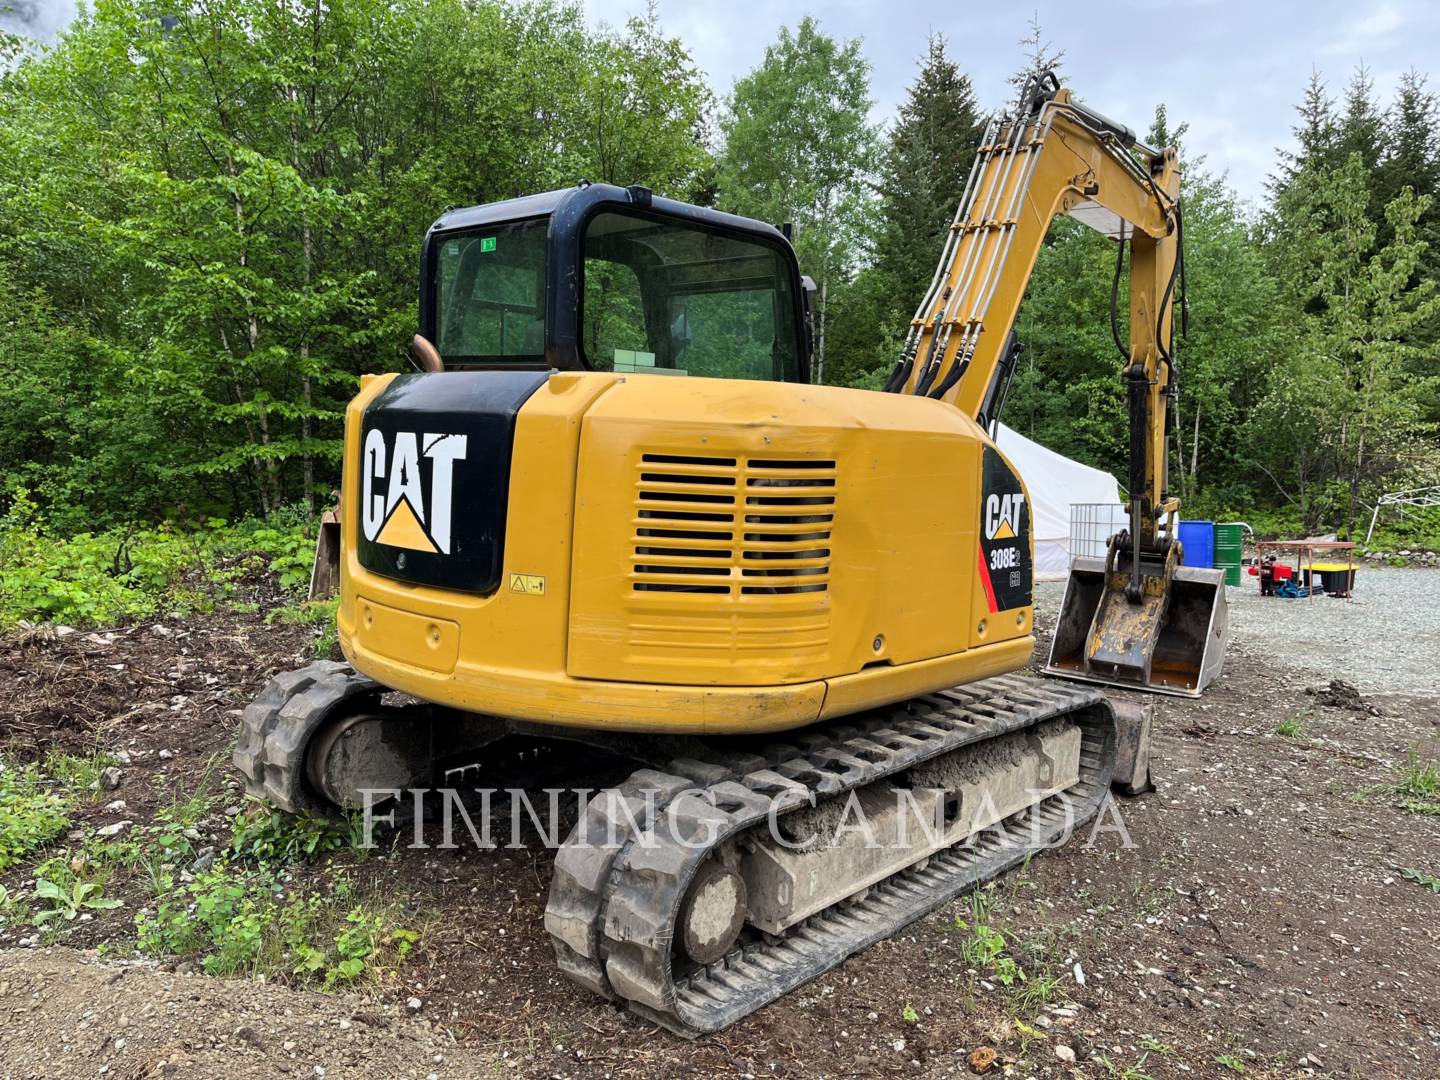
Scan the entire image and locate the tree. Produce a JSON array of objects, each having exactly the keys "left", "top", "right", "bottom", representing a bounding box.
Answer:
[
  {"left": 1270, "top": 70, "right": 1339, "bottom": 199},
  {"left": 1258, "top": 153, "right": 1439, "bottom": 532},
  {"left": 715, "top": 16, "right": 878, "bottom": 381},
  {"left": 874, "top": 35, "right": 985, "bottom": 336},
  {"left": 0, "top": 0, "right": 714, "bottom": 524},
  {"left": 1009, "top": 13, "right": 1064, "bottom": 94},
  {"left": 570, "top": 5, "right": 714, "bottom": 195}
]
